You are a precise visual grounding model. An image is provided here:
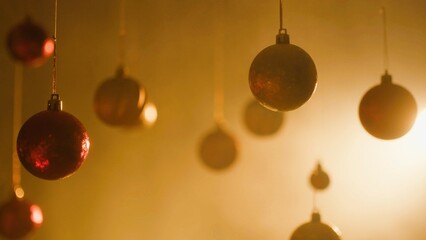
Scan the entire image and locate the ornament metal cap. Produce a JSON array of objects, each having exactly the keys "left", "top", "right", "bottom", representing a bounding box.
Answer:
[
  {"left": 311, "top": 211, "right": 321, "bottom": 223},
  {"left": 276, "top": 29, "right": 289, "bottom": 44},
  {"left": 116, "top": 65, "right": 129, "bottom": 78},
  {"left": 381, "top": 70, "right": 392, "bottom": 85},
  {"left": 47, "top": 93, "right": 62, "bottom": 111}
]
